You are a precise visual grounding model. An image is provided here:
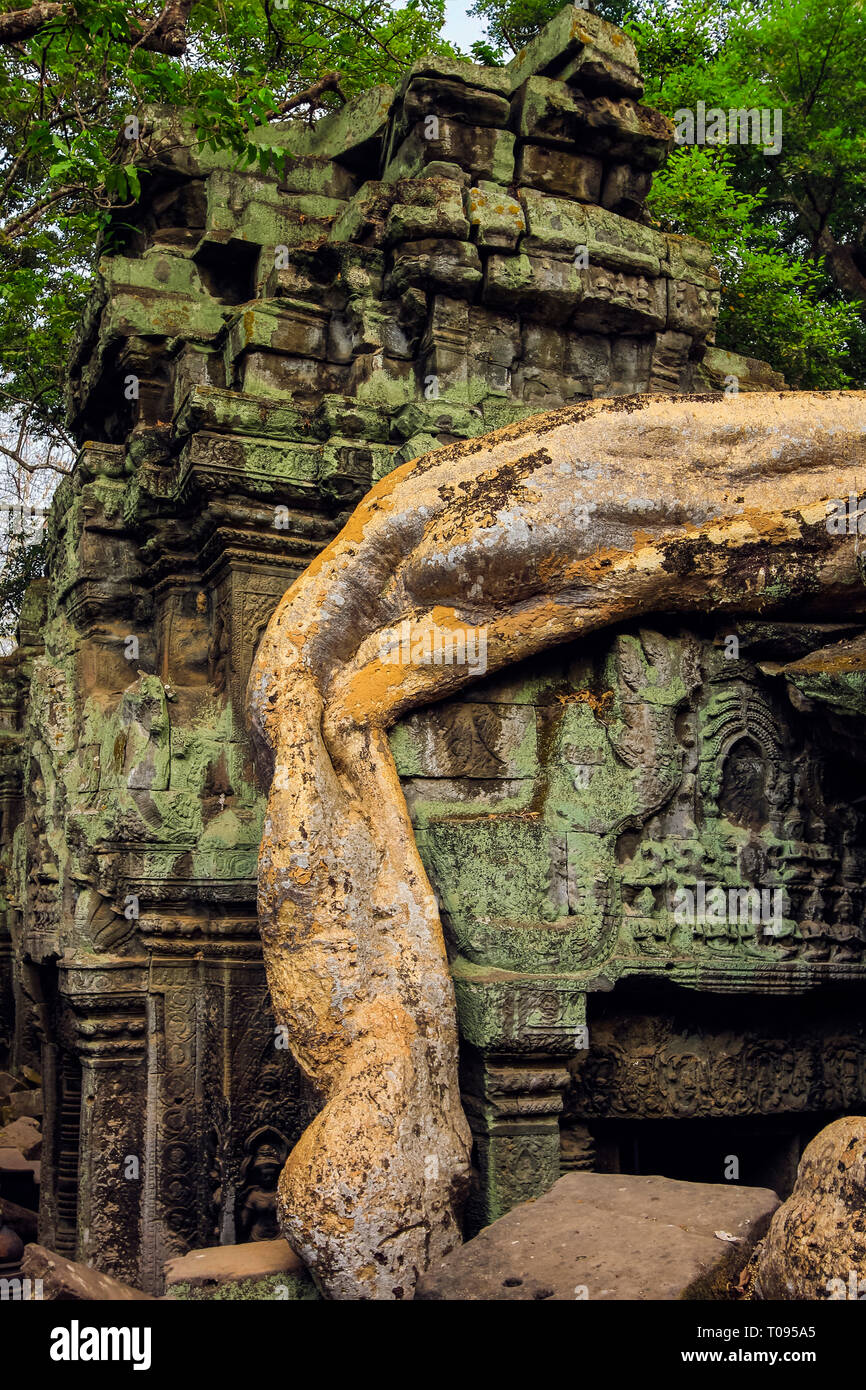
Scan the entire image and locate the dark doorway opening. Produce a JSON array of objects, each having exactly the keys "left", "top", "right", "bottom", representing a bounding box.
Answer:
[{"left": 588, "top": 1111, "right": 845, "bottom": 1198}]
